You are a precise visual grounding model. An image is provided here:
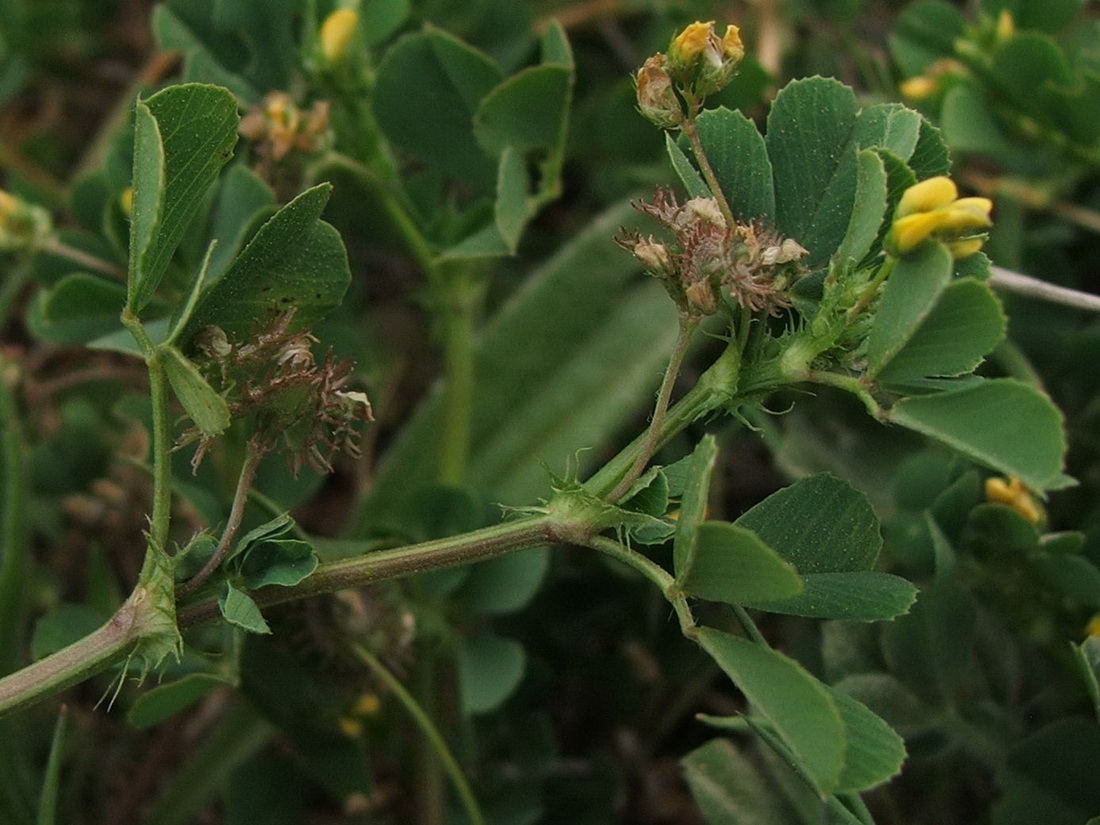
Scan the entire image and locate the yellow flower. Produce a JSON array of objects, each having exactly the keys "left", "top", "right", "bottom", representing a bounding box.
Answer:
[
  {"left": 721, "top": 25, "right": 744, "bottom": 62},
  {"left": 352, "top": 693, "right": 382, "bottom": 717},
  {"left": 320, "top": 8, "right": 359, "bottom": 64},
  {"left": 1086, "top": 614, "right": 1100, "bottom": 638},
  {"left": 889, "top": 177, "right": 993, "bottom": 258},
  {"left": 0, "top": 189, "right": 51, "bottom": 252},
  {"left": 996, "top": 9, "right": 1015, "bottom": 42},
  {"left": 337, "top": 716, "right": 364, "bottom": 738},
  {"left": 670, "top": 21, "right": 712, "bottom": 65},
  {"left": 984, "top": 476, "right": 1042, "bottom": 525},
  {"left": 897, "top": 176, "right": 958, "bottom": 217},
  {"left": 119, "top": 188, "right": 134, "bottom": 217}
]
